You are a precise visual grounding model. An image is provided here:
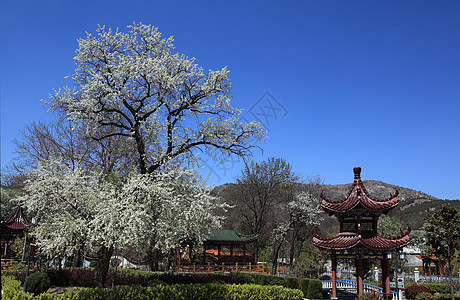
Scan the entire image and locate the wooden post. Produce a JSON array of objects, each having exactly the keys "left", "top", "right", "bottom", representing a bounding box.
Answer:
[
  {"left": 381, "top": 256, "right": 390, "bottom": 300},
  {"left": 236, "top": 262, "right": 238, "bottom": 272},
  {"left": 208, "top": 262, "right": 210, "bottom": 273},
  {"left": 4, "top": 239, "right": 8, "bottom": 256},
  {"left": 331, "top": 254, "right": 338, "bottom": 300},
  {"left": 193, "top": 263, "right": 196, "bottom": 273},
  {"left": 222, "top": 262, "right": 224, "bottom": 272},
  {"left": 218, "top": 244, "right": 221, "bottom": 263},
  {"left": 249, "top": 262, "right": 252, "bottom": 272},
  {"left": 357, "top": 256, "right": 364, "bottom": 296},
  {"left": 202, "top": 245, "right": 206, "bottom": 264}
]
